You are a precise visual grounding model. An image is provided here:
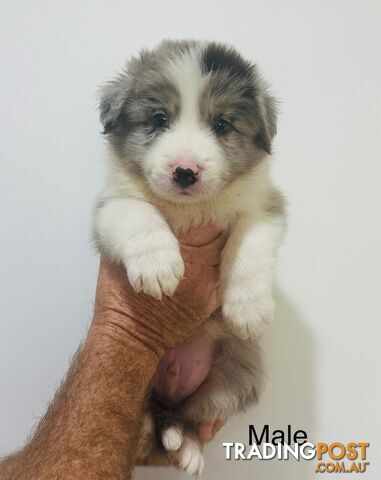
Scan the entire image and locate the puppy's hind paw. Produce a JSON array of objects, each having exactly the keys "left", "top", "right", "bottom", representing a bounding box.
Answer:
[
  {"left": 162, "top": 424, "right": 184, "bottom": 452},
  {"left": 161, "top": 425, "right": 204, "bottom": 476},
  {"left": 176, "top": 435, "right": 204, "bottom": 477}
]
